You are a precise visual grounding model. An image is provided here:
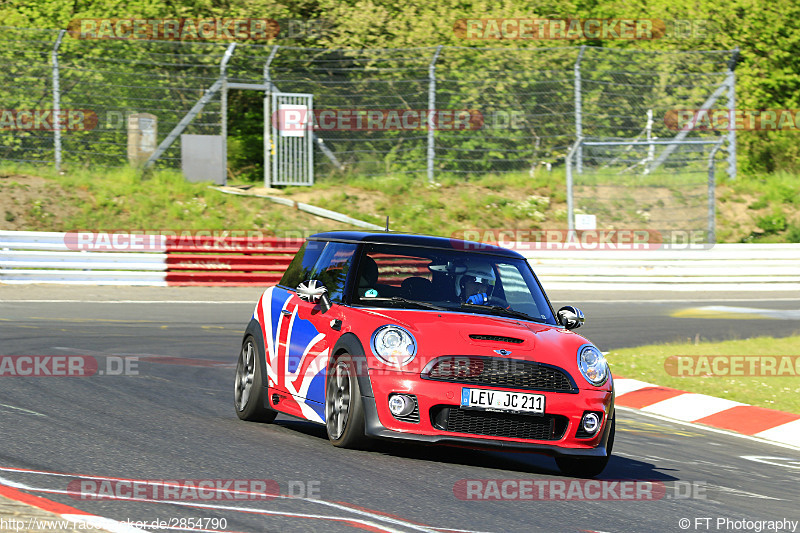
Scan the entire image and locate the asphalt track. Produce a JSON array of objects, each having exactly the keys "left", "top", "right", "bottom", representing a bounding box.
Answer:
[{"left": 0, "top": 286, "right": 799, "bottom": 533}]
